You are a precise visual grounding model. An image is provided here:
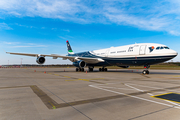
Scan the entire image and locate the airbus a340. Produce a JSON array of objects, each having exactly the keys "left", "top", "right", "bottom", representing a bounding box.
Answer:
[{"left": 7, "top": 41, "right": 178, "bottom": 74}]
